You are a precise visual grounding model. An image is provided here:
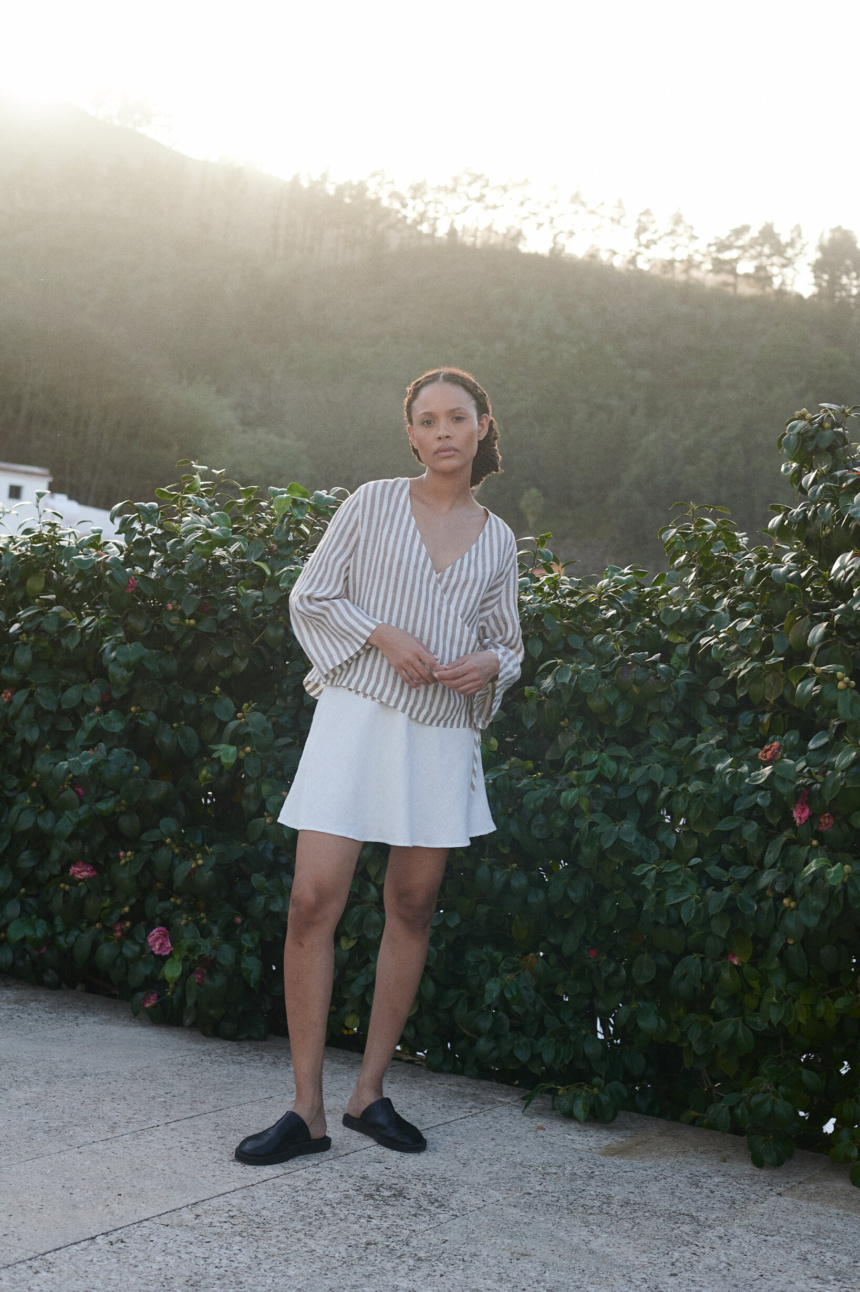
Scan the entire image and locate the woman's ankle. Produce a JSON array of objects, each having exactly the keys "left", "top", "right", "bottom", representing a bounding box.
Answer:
[
  {"left": 292, "top": 1097, "right": 327, "bottom": 1139},
  {"left": 347, "top": 1080, "right": 384, "bottom": 1118}
]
